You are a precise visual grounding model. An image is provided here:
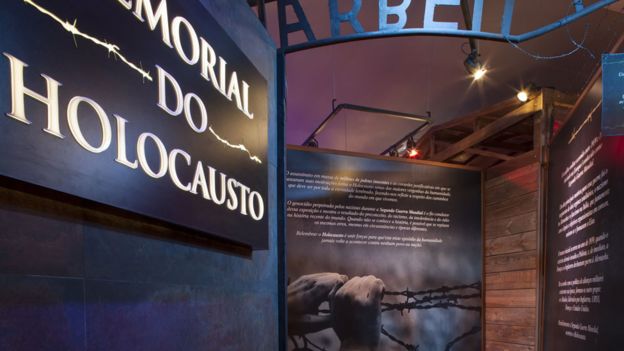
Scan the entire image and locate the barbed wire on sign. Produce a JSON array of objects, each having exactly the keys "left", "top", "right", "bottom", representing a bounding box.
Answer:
[
  {"left": 382, "top": 282, "right": 482, "bottom": 315},
  {"left": 290, "top": 281, "right": 482, "bottom": 351},
  {"left": 504, "top": 1, "right": 597, "bottom": 60}
]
